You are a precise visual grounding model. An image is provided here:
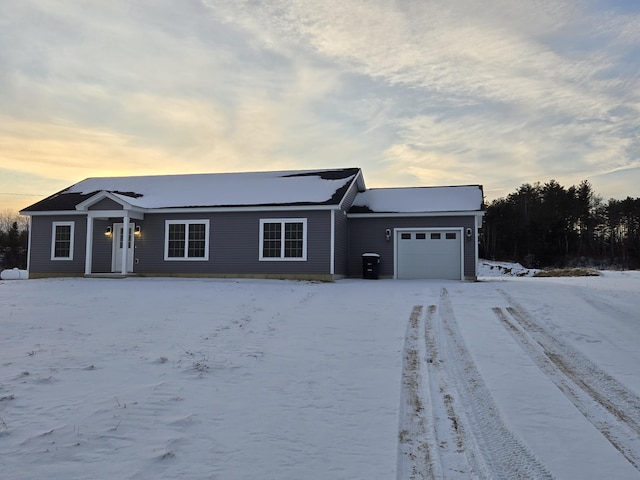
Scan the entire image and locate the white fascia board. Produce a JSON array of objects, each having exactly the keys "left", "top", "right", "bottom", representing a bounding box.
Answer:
[
  {"left": 348, "top": 210, "right": 484, "bottom": 218},
  {"left": 21, "top": 210, "right": 87, "bottom": 217},
  {"left": 75, "top": 191, "right": 135, "bottom": 211},
  {"left": 338, "top": 171, "right": 366, "bottom": 211},
  {"left": 147, "top": 204, "right": 336, "bottom": 214},
  {"left": 356, "top": 170, "right": 366, "bottom": 191},
  {"left": 24, "top": 203, "right": 338, "bottom": 217},
  {"left": 23, "top": 209, "right": 145, "bottom": 219}
]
